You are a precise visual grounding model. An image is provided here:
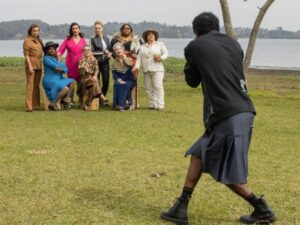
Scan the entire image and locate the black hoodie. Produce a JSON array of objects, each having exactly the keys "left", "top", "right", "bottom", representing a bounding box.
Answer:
[{"left": 184, "top": 30, "right": 255, "bottom": 128}]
